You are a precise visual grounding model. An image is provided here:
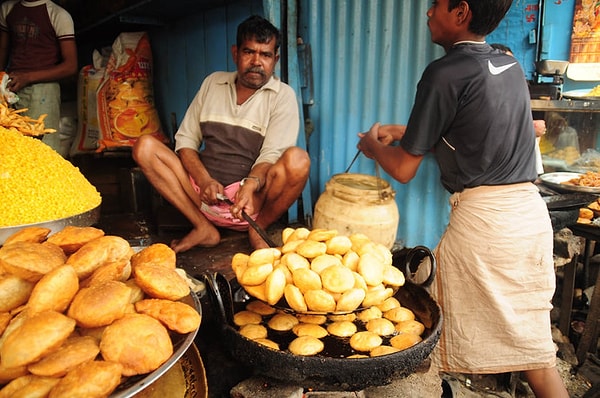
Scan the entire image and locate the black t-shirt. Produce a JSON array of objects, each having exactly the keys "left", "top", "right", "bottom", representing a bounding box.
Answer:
[{"left": 400, "top": 42, "right": 537, "bottom": 193}]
